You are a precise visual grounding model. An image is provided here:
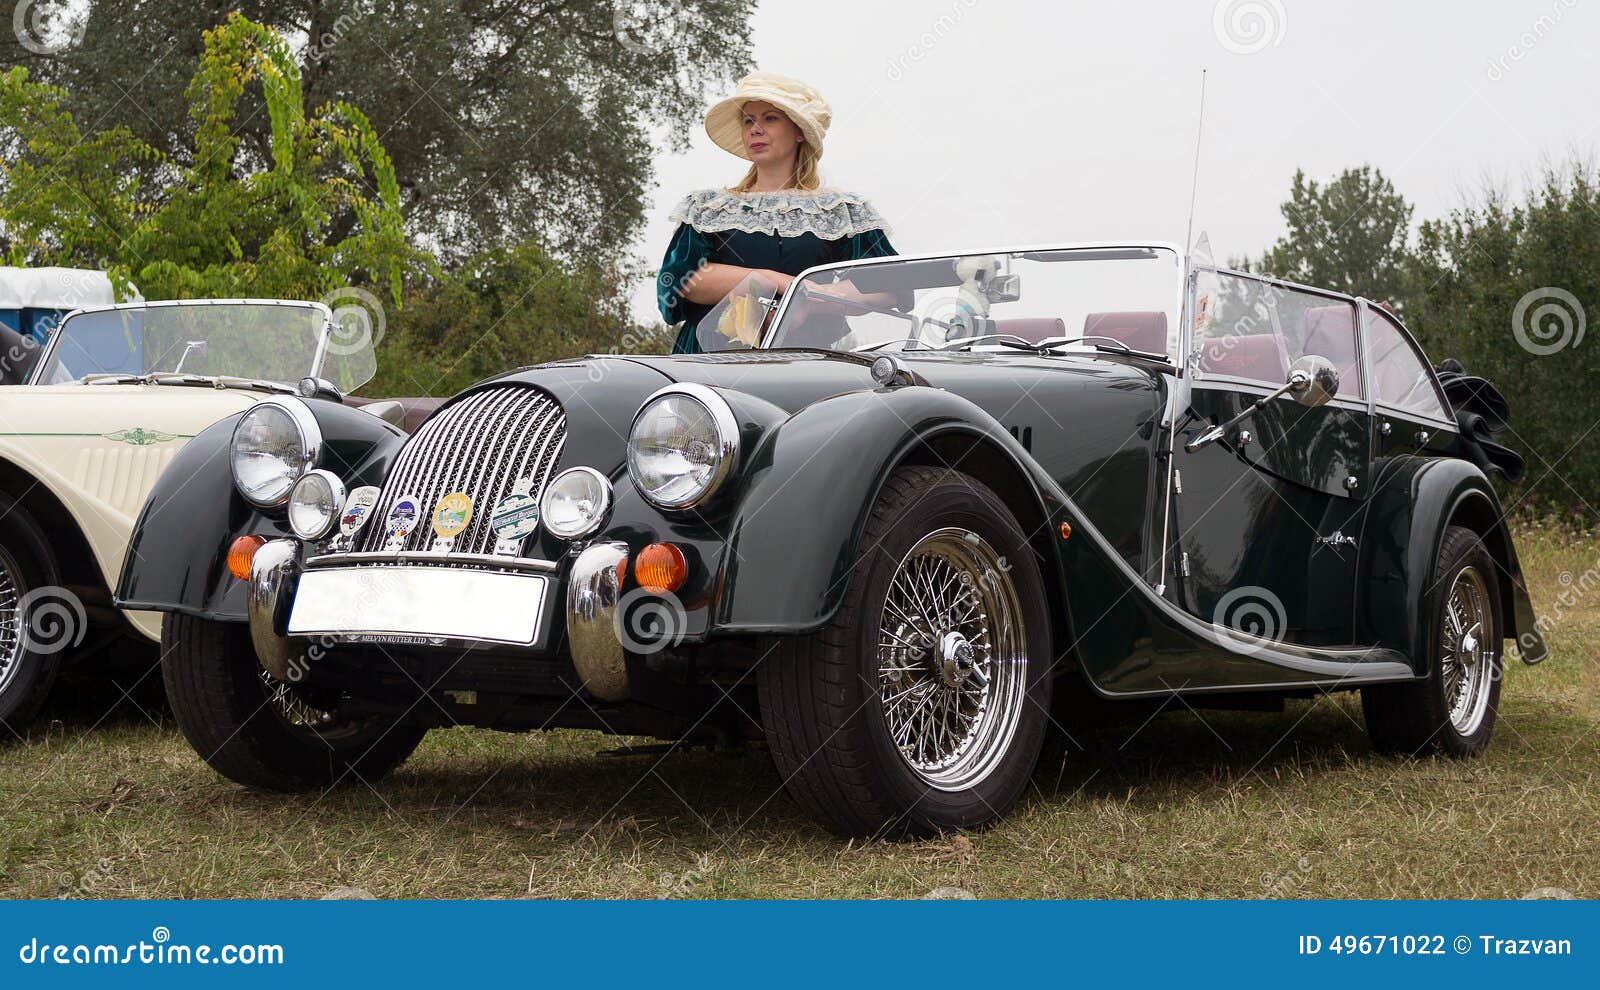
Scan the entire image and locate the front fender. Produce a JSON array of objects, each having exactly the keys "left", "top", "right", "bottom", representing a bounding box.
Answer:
[
  {"left": 114, "top": 399, "right": 405, "bottom": 622},
  {"left": 716, "top": 384, "right": 1064, "bottom": 633},
  {"left": 1360, "top": 454, "right": 1546, "bottom": 671}
]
